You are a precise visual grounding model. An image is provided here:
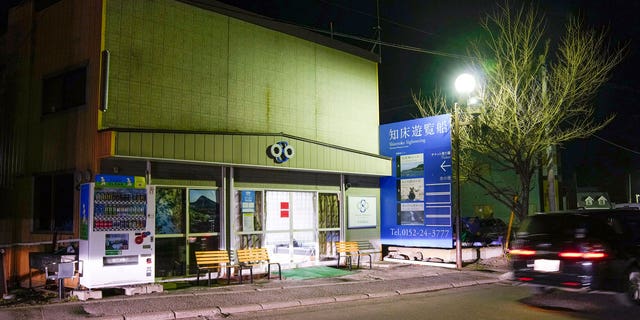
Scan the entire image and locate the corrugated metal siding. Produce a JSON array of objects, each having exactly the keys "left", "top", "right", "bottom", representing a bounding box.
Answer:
[
  {"left": 102, "top": 0, "right": 380, "bottom": 155},
  {"left": 234, "top": 168, "right": 340, "bottom": 187},
  {"left": 112, "top": 131, "right": 391, "bottom": 176},
  {"left": 0, "top": 83, "right": 24, "bottom": 187},
  {"left": 40, "top": 114, "right": 78, "bottom": 172}
]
